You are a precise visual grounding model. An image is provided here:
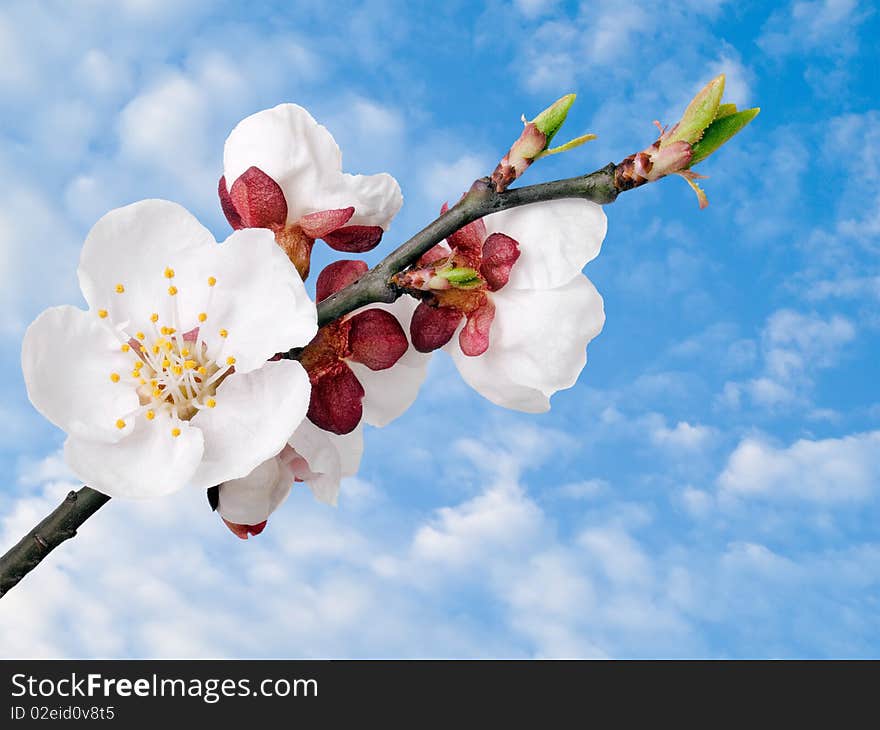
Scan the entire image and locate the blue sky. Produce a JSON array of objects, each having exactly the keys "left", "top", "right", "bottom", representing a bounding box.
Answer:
[{"left": 1, "top": 0, "right": 878, "bottom": 657}]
